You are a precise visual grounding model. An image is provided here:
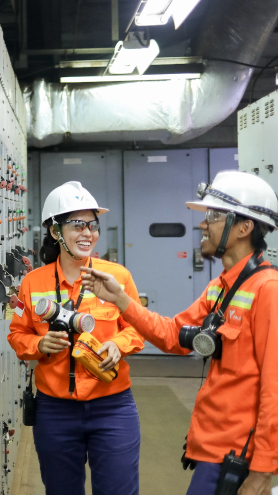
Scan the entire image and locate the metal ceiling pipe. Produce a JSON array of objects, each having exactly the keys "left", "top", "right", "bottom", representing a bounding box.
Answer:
[
  {"left": 24, "top": 0, "right": 278, "bottom": 147},
  {"left": 182, "top": 0, "right": 278, "bottom": 146}
]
